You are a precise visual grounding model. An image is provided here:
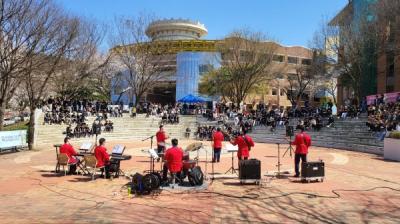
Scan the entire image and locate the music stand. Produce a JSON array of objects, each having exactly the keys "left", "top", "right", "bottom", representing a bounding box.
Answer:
[
  {"left": 225, "top": 143, "right": 238, "bottom": 175},
  {"left": 142, "top": 135, "right": 155, "bottom": 173},
  {"left": 148, "top": 148, "right": 159, "bottom": 173},
  {"left": 79, "top": 142, "right": 93, "bottom": 154}
]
